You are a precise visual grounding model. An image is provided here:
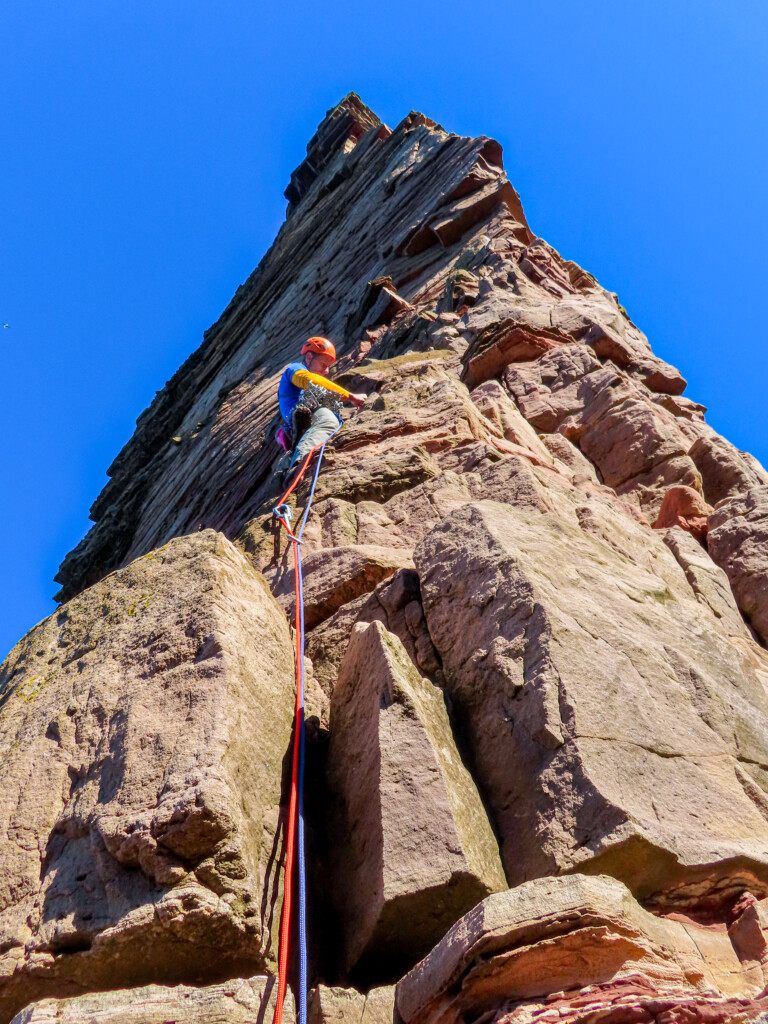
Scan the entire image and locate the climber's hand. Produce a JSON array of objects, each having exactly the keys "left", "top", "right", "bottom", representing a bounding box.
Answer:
[{"left": 349, "top": 393, "right": 366, "bottom": 410}]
